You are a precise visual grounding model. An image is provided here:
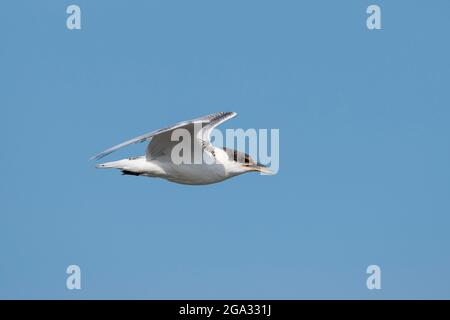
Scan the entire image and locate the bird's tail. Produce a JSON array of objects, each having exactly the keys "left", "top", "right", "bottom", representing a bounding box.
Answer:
[
  {"left": 96, "top": 159, "right": 130, "bottom": 169},
  {"left": 95, "top": 157, "right": 146, "bottom": 176}
]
